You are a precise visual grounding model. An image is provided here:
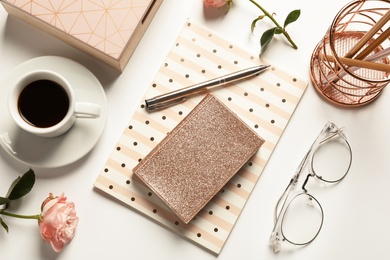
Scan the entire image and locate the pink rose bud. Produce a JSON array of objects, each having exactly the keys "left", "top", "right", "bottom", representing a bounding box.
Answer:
[
  {"left": 203, "top": 0, "right": 228, "bottom": 8},
  {"left": 38, "top": 193, "right": 79, "bottom": 252}
]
